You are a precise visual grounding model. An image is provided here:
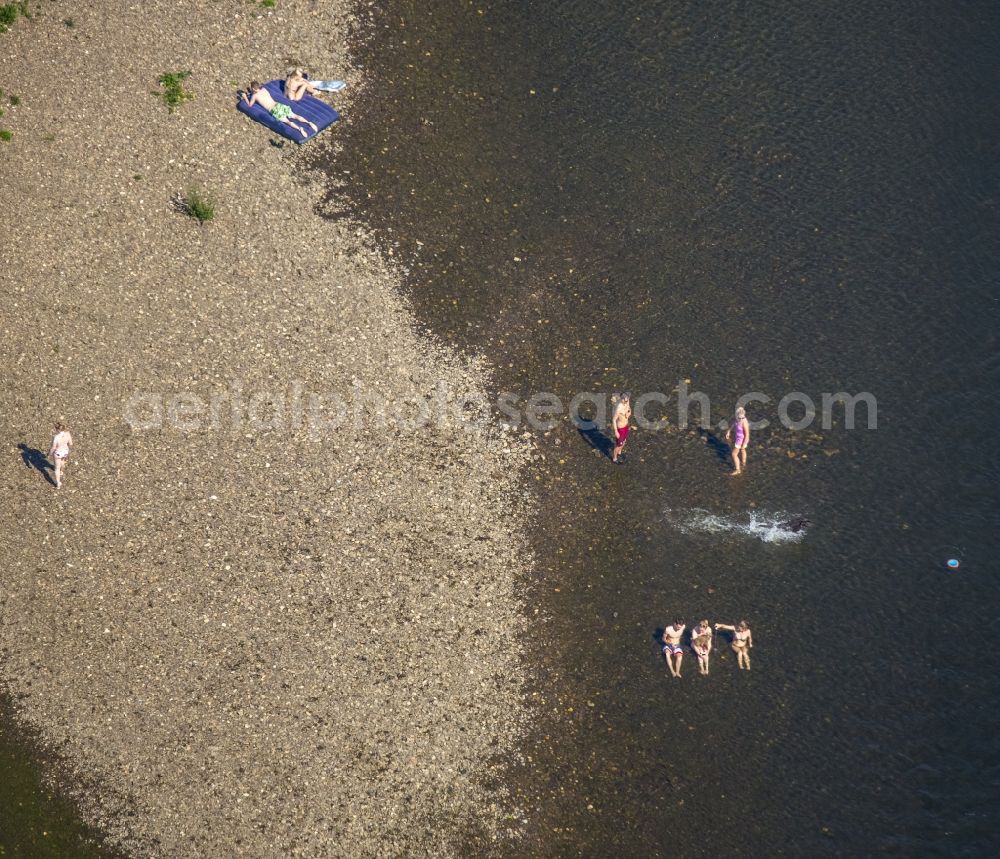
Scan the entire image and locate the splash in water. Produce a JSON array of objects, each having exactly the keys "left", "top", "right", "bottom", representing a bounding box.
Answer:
[{"left": 664, "top": 508, "right": 809, "bottom": 543}]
